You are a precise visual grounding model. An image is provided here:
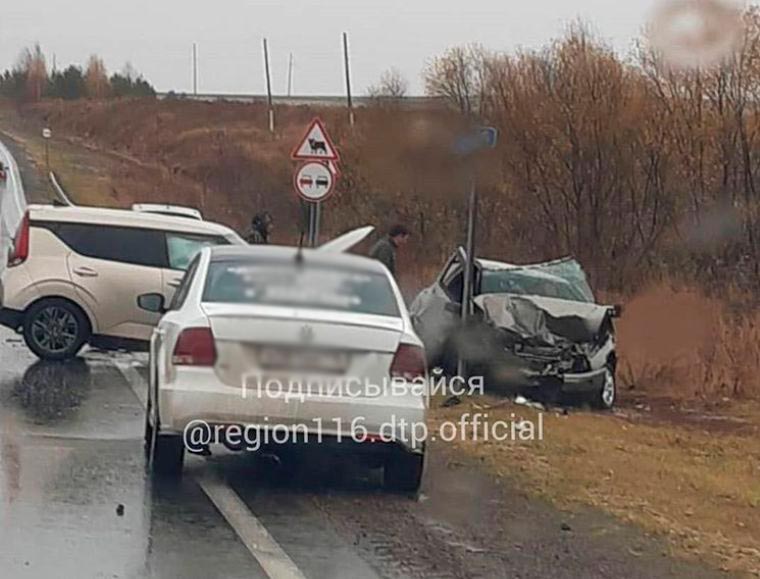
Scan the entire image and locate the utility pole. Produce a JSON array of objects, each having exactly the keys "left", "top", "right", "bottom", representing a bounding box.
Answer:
[
  {"left": 192, "top": 43, "right": 198, "bottom": 95},
  {"left": 342, "top": 32, "right": 355, "bottom": 127},
  {"left": 263, "top": 38, "right": 275, "bottom": 134},
  {"left": 287, "top": 53, "right": 294, "bottom": 97}
]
